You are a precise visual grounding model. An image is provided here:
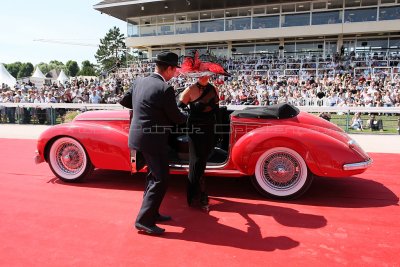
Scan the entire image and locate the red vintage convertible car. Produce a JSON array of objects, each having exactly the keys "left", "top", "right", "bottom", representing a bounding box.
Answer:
[{"left": 35, "top": 103, "right": 372, "bottom": 199}]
